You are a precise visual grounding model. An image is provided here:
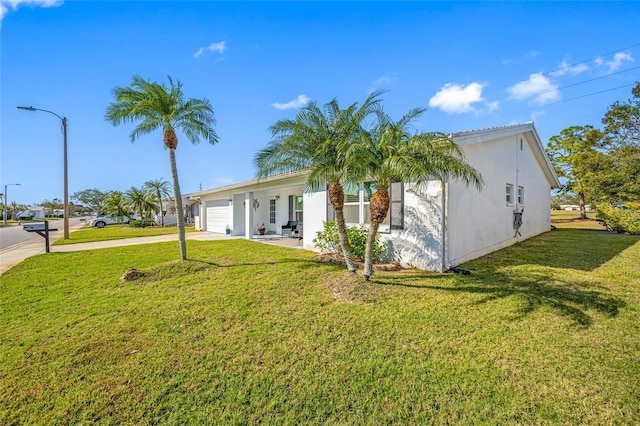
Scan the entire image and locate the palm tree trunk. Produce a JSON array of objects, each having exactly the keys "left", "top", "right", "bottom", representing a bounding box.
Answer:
[
  {"left": 159, "top": 195, "right": 164, "bottom": 226},
  {"left": 169, "top": 148, "right": 187, "bottom": 260},
  {"left": 363, "top": 189, "right": 390, "bottom": 281},
  {"left": 328, "top": 182, "right": 357, "bottom": 275}
]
